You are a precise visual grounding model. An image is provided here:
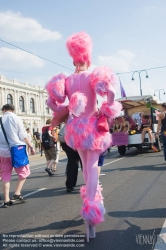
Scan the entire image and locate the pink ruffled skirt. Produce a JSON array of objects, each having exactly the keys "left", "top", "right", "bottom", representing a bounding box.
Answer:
[{"left": 65, "top": 116, "right": 112, "bottom": 151}]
